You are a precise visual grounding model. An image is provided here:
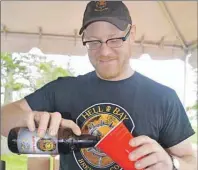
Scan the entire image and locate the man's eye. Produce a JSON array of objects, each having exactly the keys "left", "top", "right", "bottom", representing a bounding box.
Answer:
[
  {"left": 110, "top": 39, "right": 118, "bottom": 42},
  {"left": 109, "top": 39, "right": 121, "bottom": 43},
  {"left": 88, "top": 42, "right": 100, "bottom": 47},
  {"left": 89, "top": 41, "right": 100, "bottom": 44},
  {"left": 86, "top": 41, "right": 101, "bottom": 49}
]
